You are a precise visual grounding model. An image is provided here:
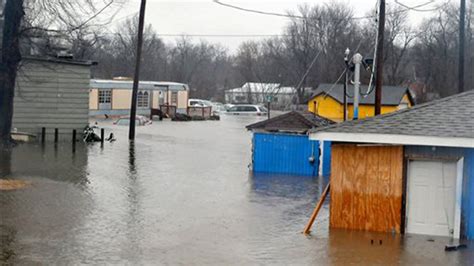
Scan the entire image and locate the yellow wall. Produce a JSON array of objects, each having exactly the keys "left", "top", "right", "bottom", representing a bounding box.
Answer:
[
  {"left": 89, "top": 89, "right": 98, "bottom": 110},
  {"left": 89, "top": 88, "right": 189, "bottom": 110},
  {"left": 112, "top": 89, "right": 132, "bottom": 109},
  {"left": 152, "top": 91, "right": 160, "bottom": 108},
  {"left": 178, "top": 91, "right": 188, "bottom": 109},
  {"left": 308, "top": 93, "right": 412, "bottom": 122}
]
